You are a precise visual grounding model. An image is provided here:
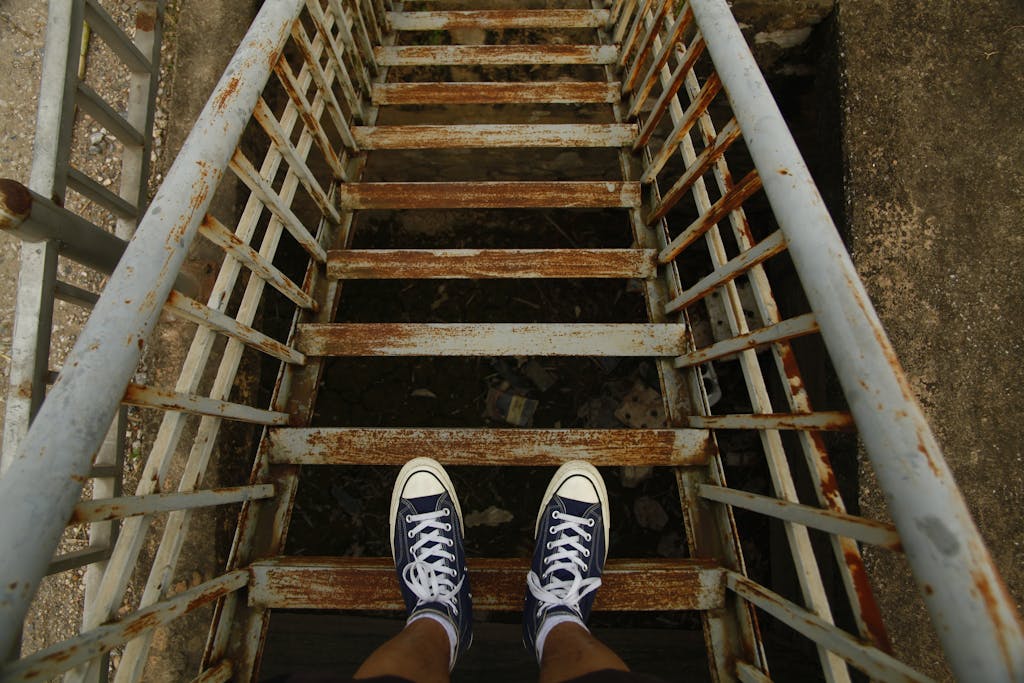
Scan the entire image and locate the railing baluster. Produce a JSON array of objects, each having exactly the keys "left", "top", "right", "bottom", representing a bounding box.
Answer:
[
  {"left": 664, "top": 230, "right": 787, "bottom": 313},
  {"left": 673, "top": 314, "right": 819, "bottom": 368},
  {"left": 275, "top": 55, "right": 356, "bottom": 166},
  {"left": 253, "top": 98, "right": 343, "bottom": 222},
  {"left": 647, "top": 118, "right": 742, "bottom": 223},
  {"left": 229, "top": 150, "right": 328, "bottom": 263},
  {"left": 640, "top": 72, "right": 720, "bottom": 174}
]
